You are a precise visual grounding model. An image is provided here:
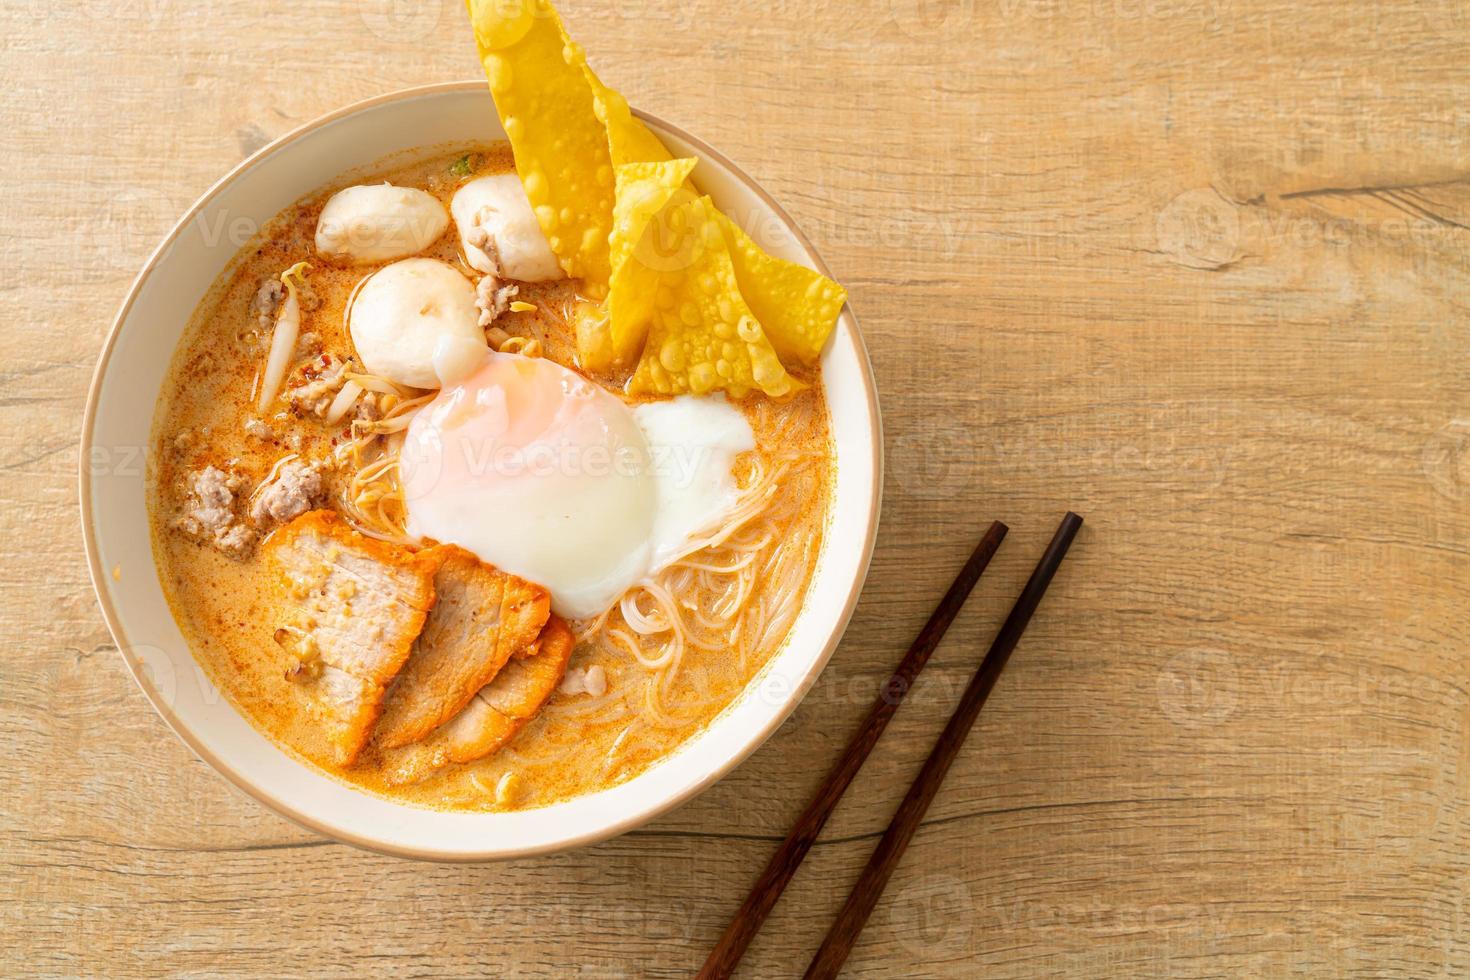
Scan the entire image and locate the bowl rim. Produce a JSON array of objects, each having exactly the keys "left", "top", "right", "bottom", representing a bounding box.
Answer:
[{"left": 79, "top": 80, "right": 882, "bottom": 861}]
